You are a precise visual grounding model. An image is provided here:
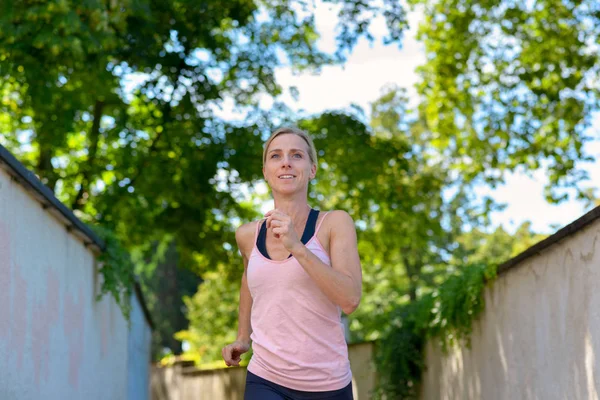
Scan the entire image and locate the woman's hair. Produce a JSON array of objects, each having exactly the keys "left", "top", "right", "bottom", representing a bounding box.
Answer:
[{"left": 263, "top": 127, "right": 318, "bottom": 167}]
